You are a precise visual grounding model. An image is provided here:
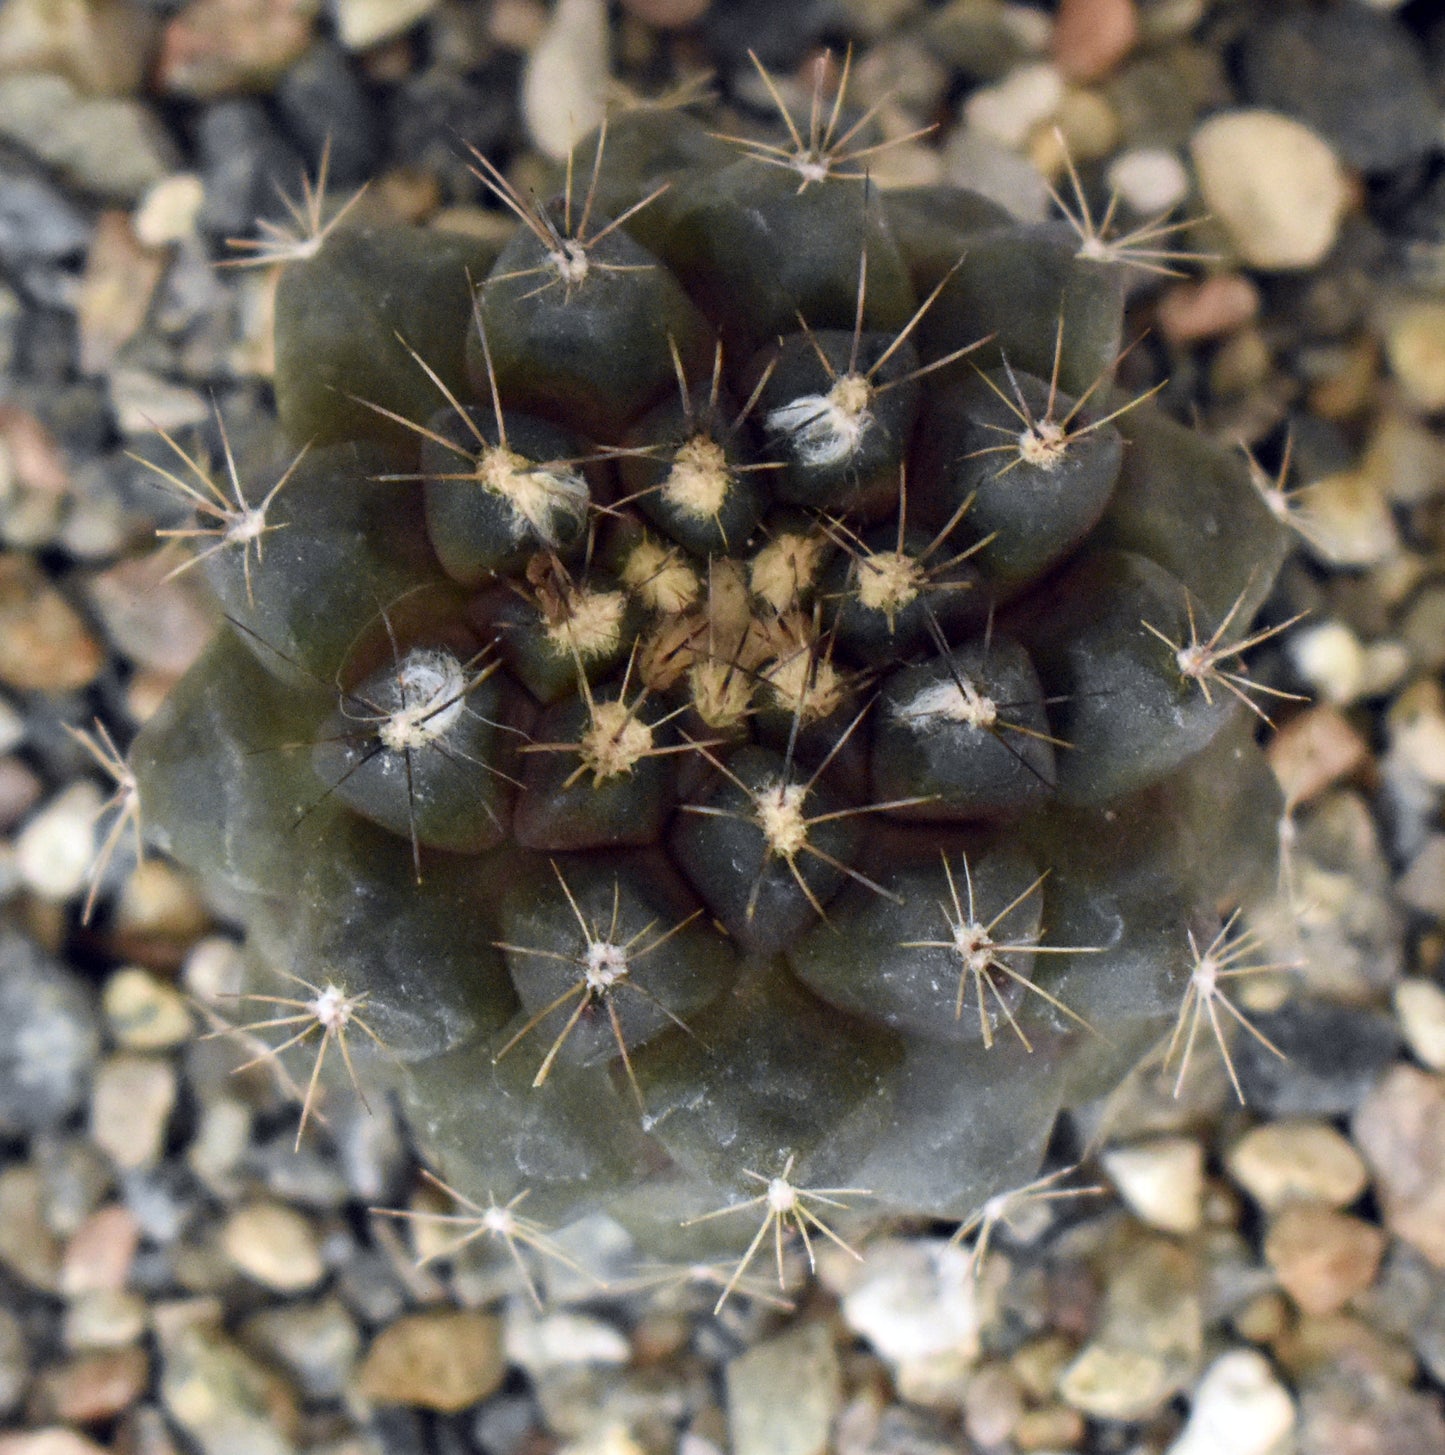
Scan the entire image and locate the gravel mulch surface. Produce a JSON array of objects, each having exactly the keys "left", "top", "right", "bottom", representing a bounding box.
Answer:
[{"left": 2, "top": 1, "right": 1445, "bottom": 1452}]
